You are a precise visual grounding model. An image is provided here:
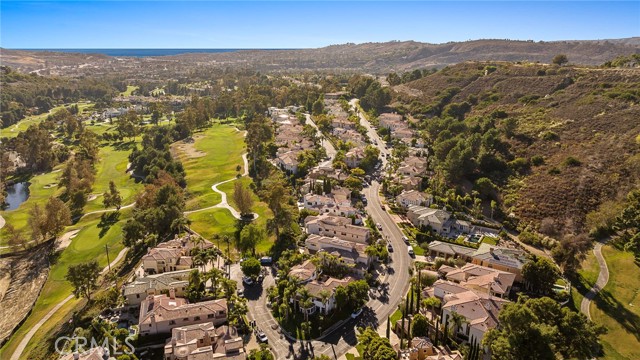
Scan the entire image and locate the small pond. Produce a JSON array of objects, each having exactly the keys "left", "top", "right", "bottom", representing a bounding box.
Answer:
[{"left": 4, "top": 182, "right": 30, "bottom": 210}]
